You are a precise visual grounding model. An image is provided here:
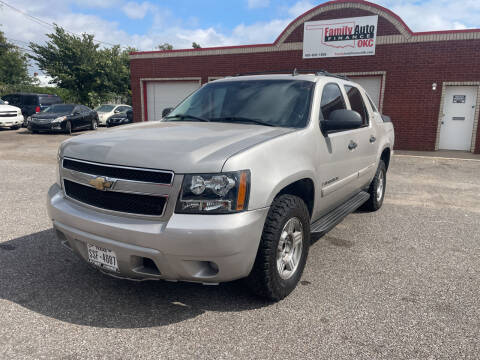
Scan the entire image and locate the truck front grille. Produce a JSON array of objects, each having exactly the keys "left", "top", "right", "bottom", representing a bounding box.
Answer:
[
  {"left": 0, "top": 112, "right": 17, "bottom": 117},
  {"left": 63, "top": 158, "right": 173, "bottom": 185},
  {"left": 64, "top": 180, "right": 167, "bottom": 216}
]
